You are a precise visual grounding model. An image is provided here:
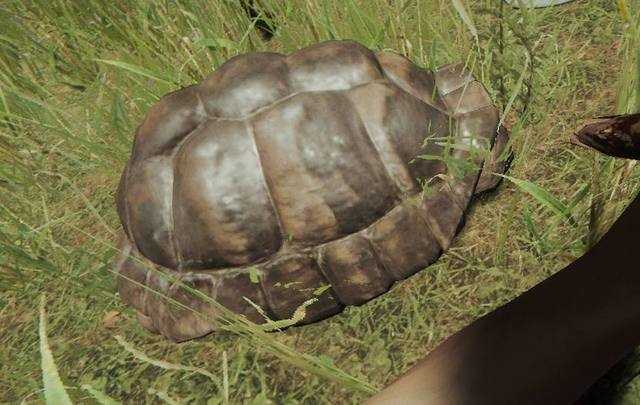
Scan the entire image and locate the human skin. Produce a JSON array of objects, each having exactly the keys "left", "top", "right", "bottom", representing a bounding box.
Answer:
[{"left": 366, "top": 192, "right": 640, "bottom": 404}]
